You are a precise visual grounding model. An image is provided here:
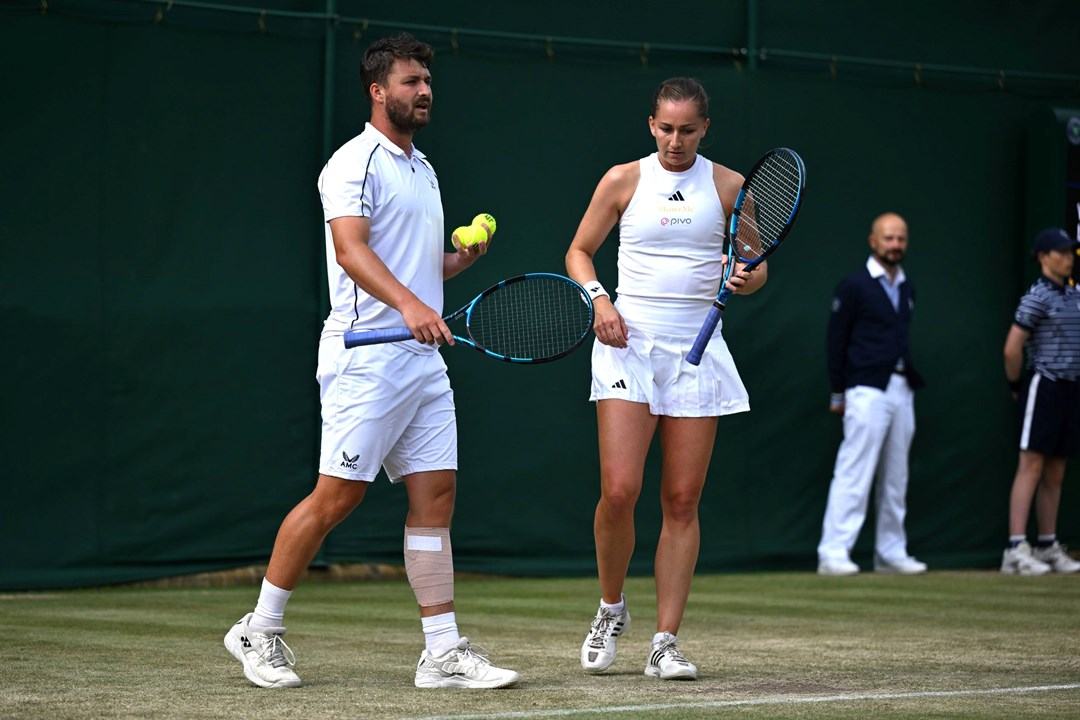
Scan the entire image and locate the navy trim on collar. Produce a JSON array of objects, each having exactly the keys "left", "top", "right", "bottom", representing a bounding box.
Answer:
[{"left": 1036, "top": 275, "right": 1068, "bottom": 294}]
